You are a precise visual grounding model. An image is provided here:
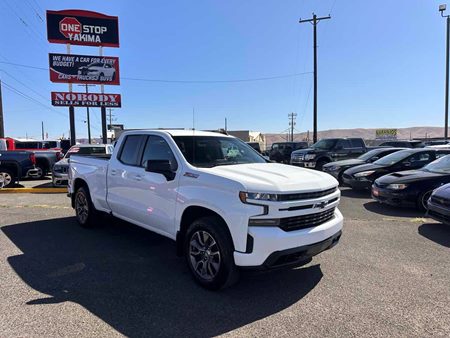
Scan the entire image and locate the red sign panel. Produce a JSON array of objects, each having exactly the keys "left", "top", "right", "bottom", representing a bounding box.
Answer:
[
  {"left": 46, "top": 10, "right": 119, "bottom": 47},
  {"left": 49, "top": 53, "right": 120, "bottom": 85},
  {"left": 51, "top": 92, "right": 122, "bottom": 107}
]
